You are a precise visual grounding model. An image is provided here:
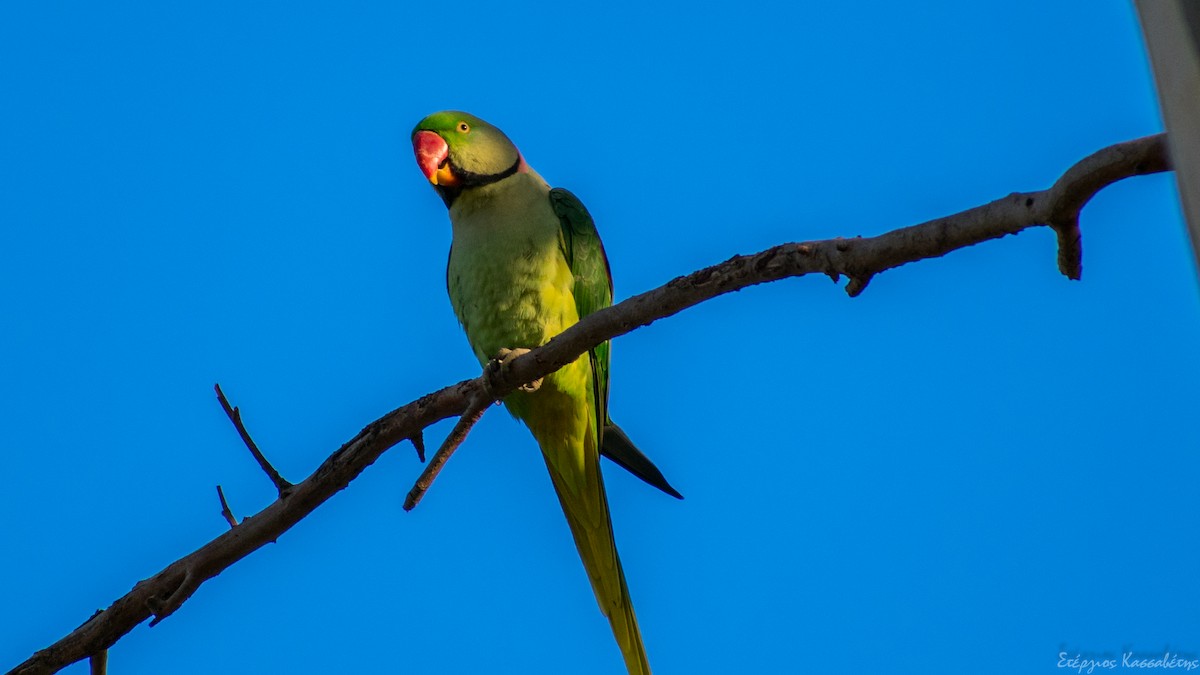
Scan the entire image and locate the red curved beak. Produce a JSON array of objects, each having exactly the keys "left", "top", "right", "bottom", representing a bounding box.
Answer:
[{"left": 413, "top": 130, "right": 457, "bottom": 186}]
